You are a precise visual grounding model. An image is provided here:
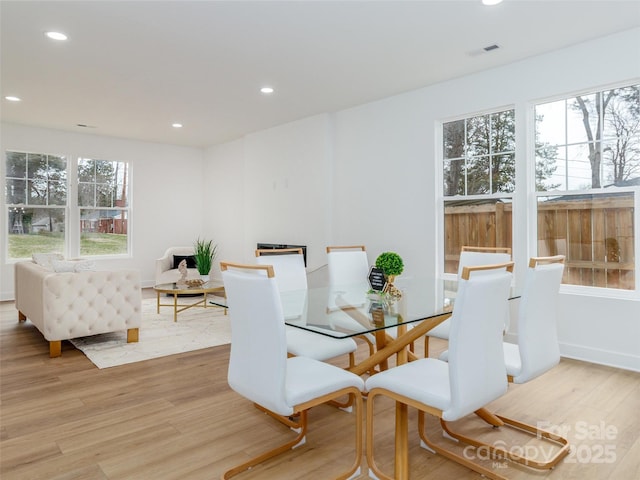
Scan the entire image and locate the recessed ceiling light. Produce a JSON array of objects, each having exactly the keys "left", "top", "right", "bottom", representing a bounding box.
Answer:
[
  {"left": 172, "top": 123, "right": 183, "bottom": 128},
  {"left": 260, "top": 86, "right": 274, "bottom": 94},
  {"left": 5, "top": 96, "right": 21, "bottom": 102},
  {"left": 482, "top": 0, "right": 503, "bottom": 5},
  {"left": 45, "top": 31, "right": 68, "bottom": 41}
]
